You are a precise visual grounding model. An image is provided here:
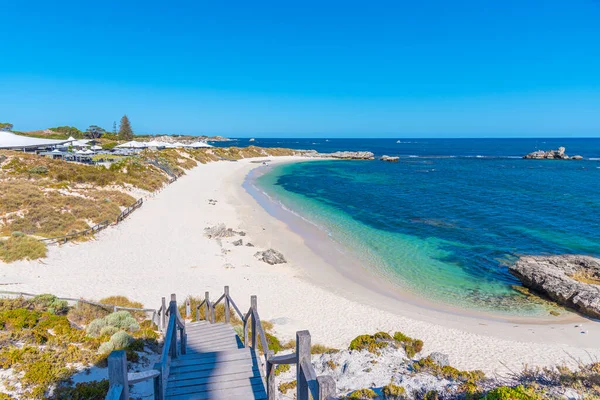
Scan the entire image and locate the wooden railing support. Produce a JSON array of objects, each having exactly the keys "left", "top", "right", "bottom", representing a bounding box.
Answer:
[
  {"left": 169, "top": 294, "right": 177, "bottom": 359},
  {"left": 224, "top": 286, "right": 230, "bottom": 323},
  {"left": 266, "top": 358, "right": 276, "bottom": 400},
  {"left": 161, "top": 297, "right": 166, "bottom": 331},
  {"left": 185, "top": 298, "right": 191, "bottom": 319},
  {"left": 108, "top": 350, "right": 128, "bottom": 400},
  {"left": 296, "top": 330, "right": 311, "bottom": 400},
  {"left": 317, "top": 376, "right": 336, "bottom": 400},
  {"left": 205, "top": 292, "right": 211, "bottom": 324},
  {"left": 251, "top": 295, "right": 257, "bottom": 348}
]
